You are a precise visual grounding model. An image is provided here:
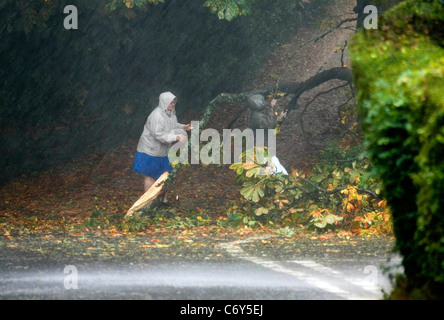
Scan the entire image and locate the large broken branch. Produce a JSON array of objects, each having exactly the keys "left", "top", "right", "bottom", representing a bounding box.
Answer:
[
  {"left": 229, "top": 66, "right": 353, "bottom": 127},
  {"left": 164, "top": 67, "right": 352, "bottom": 193},
  {"left": 284, "top": 66, "right": 353, "bottom": 111},
  {"left": 124, "top": 66, "right": 354, "bottom": 217}
]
